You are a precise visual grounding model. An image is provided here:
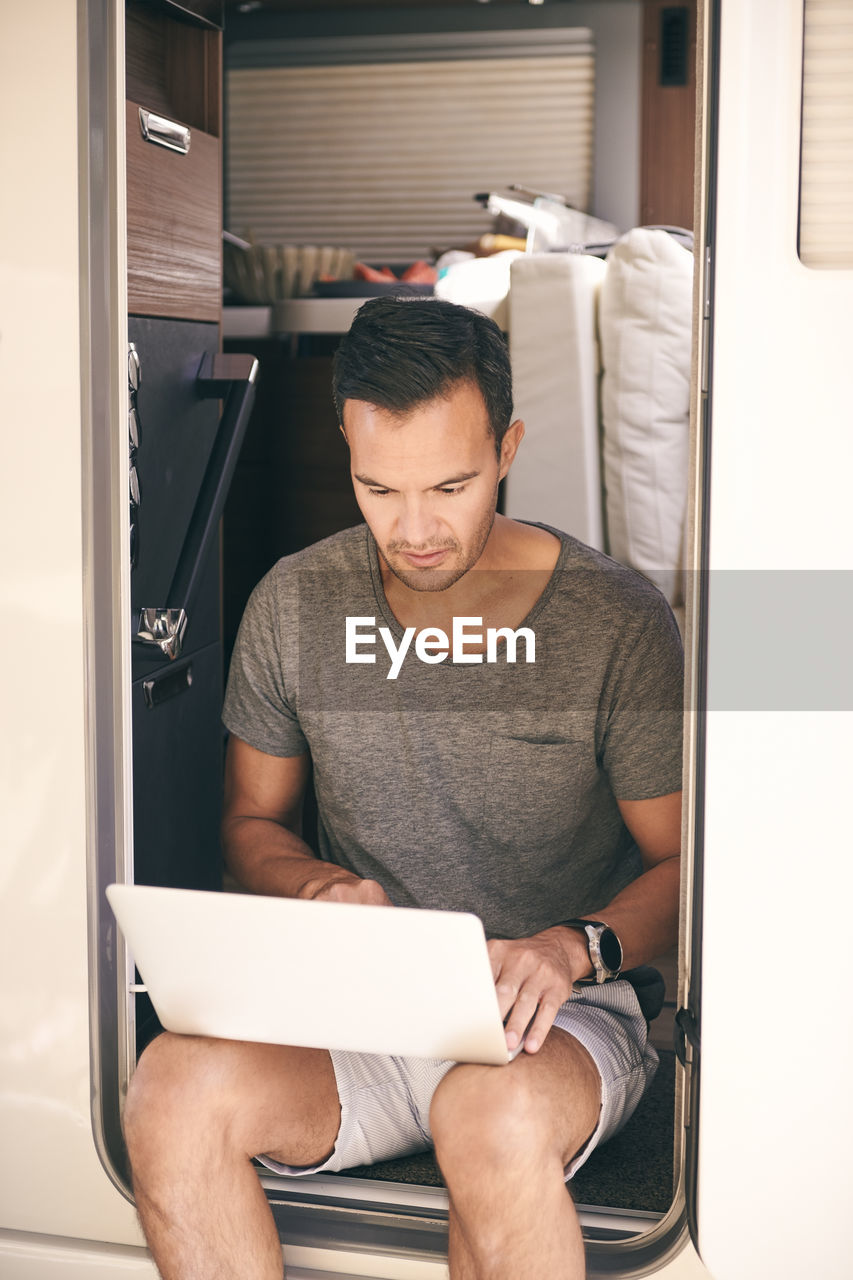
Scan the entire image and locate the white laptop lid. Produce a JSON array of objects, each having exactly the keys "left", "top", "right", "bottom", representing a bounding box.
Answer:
[{"left": 107, "top": 884, "right": 512, "bottom": 1066}]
